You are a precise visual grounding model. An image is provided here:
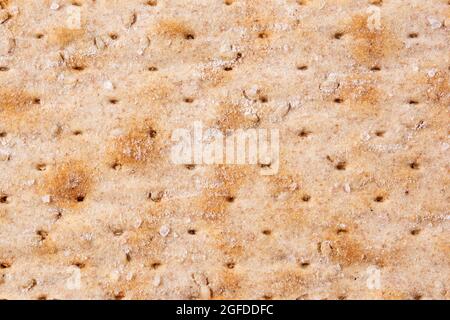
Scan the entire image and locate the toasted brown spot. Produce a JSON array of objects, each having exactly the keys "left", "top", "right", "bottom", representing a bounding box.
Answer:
[{"left": 41, "top": 160, "right": 92, "bottom": 207}]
